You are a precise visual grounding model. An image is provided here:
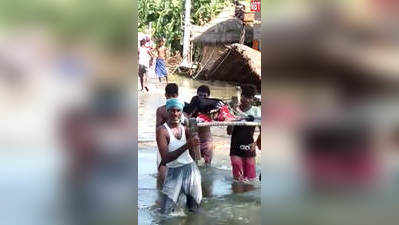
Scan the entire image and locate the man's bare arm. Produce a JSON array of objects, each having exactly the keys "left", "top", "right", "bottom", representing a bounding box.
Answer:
[
  {"left": 186, "top": 127, "right": 194, "bottom": 159},
  {"left": 165, "top": 47, "right": 169, "bottom": 59},
  {"left": 185, "top": 127, "right": 200, "bottom": 160},
  {"left": 155, "top": 107, "right": 164, "bottom": 129},
  {"left": 156, "top": 126, "right": 189, "bottom": 164},
  {"left": 148, "top": 49, "right": 155, "bottom": 58}
]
